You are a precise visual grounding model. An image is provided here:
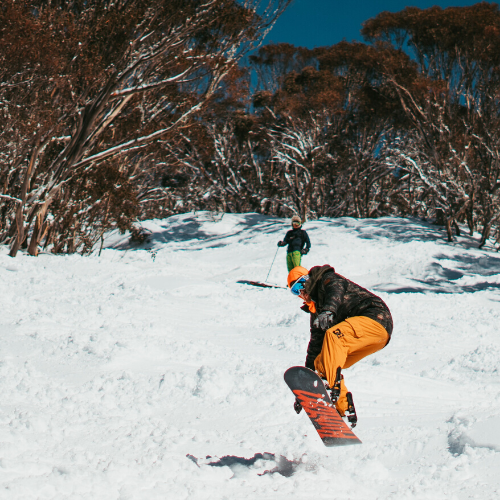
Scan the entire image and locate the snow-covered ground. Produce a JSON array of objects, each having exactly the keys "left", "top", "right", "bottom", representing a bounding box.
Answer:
[{"left": 1, "top": 212, "right": 500, "bottom": 499}]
